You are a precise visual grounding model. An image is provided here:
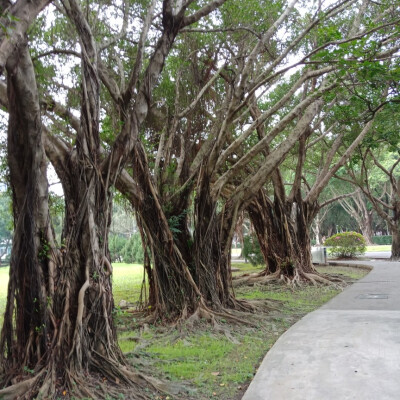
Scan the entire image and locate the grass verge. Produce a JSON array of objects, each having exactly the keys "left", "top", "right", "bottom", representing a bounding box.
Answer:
[{"left": 117, "top": 263, "right": 370, "bottom": 400}]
